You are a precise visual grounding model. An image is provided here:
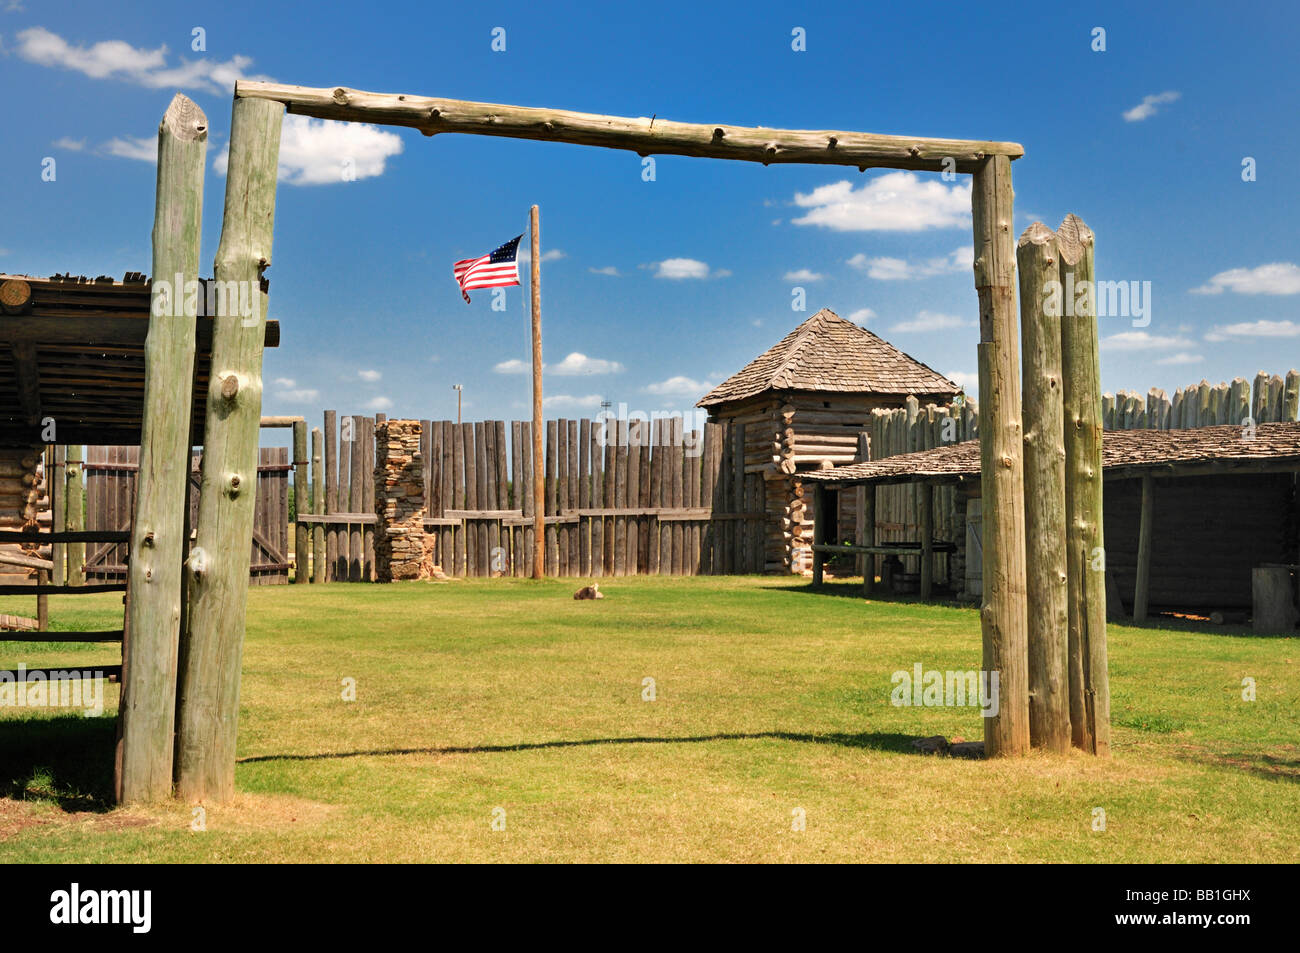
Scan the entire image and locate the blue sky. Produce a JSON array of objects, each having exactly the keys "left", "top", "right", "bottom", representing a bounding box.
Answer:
[{"left": 3, "top": 0, "right": 1298, "bottom": 431}]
